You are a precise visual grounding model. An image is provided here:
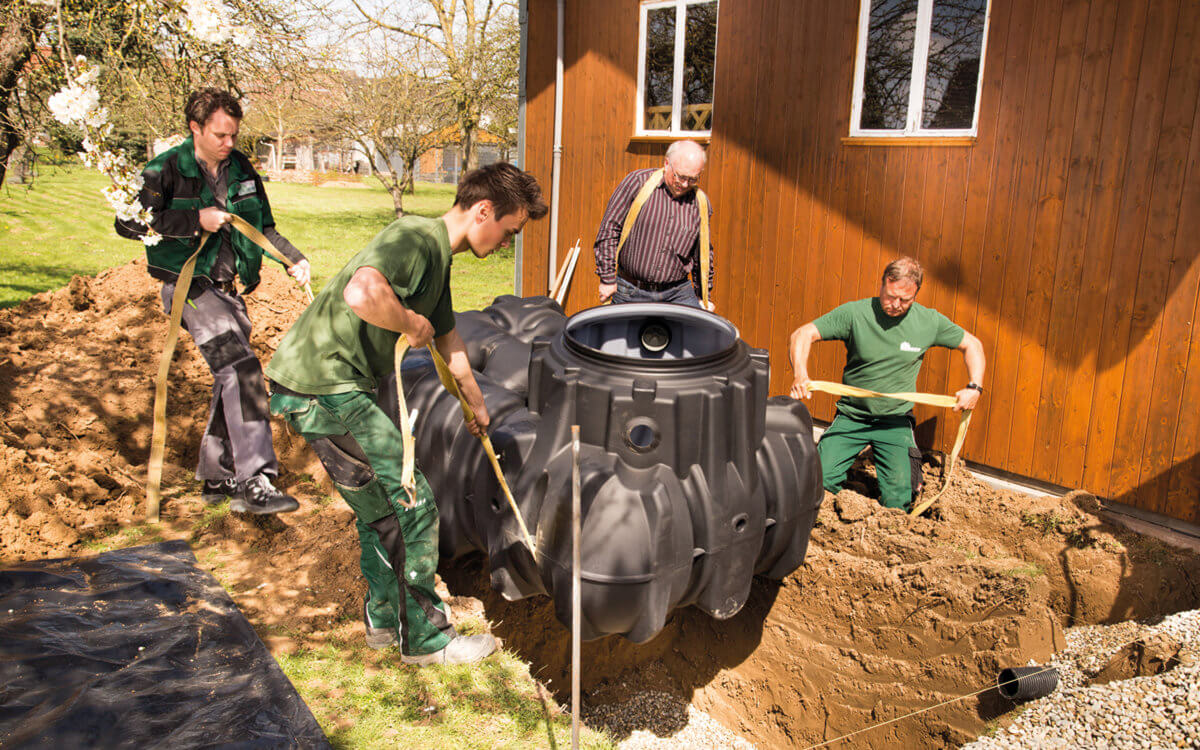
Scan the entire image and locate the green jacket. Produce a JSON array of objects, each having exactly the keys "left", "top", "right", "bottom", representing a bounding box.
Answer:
[{"left": 115, "top": 137, "right": 278, "bottom": 292}]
